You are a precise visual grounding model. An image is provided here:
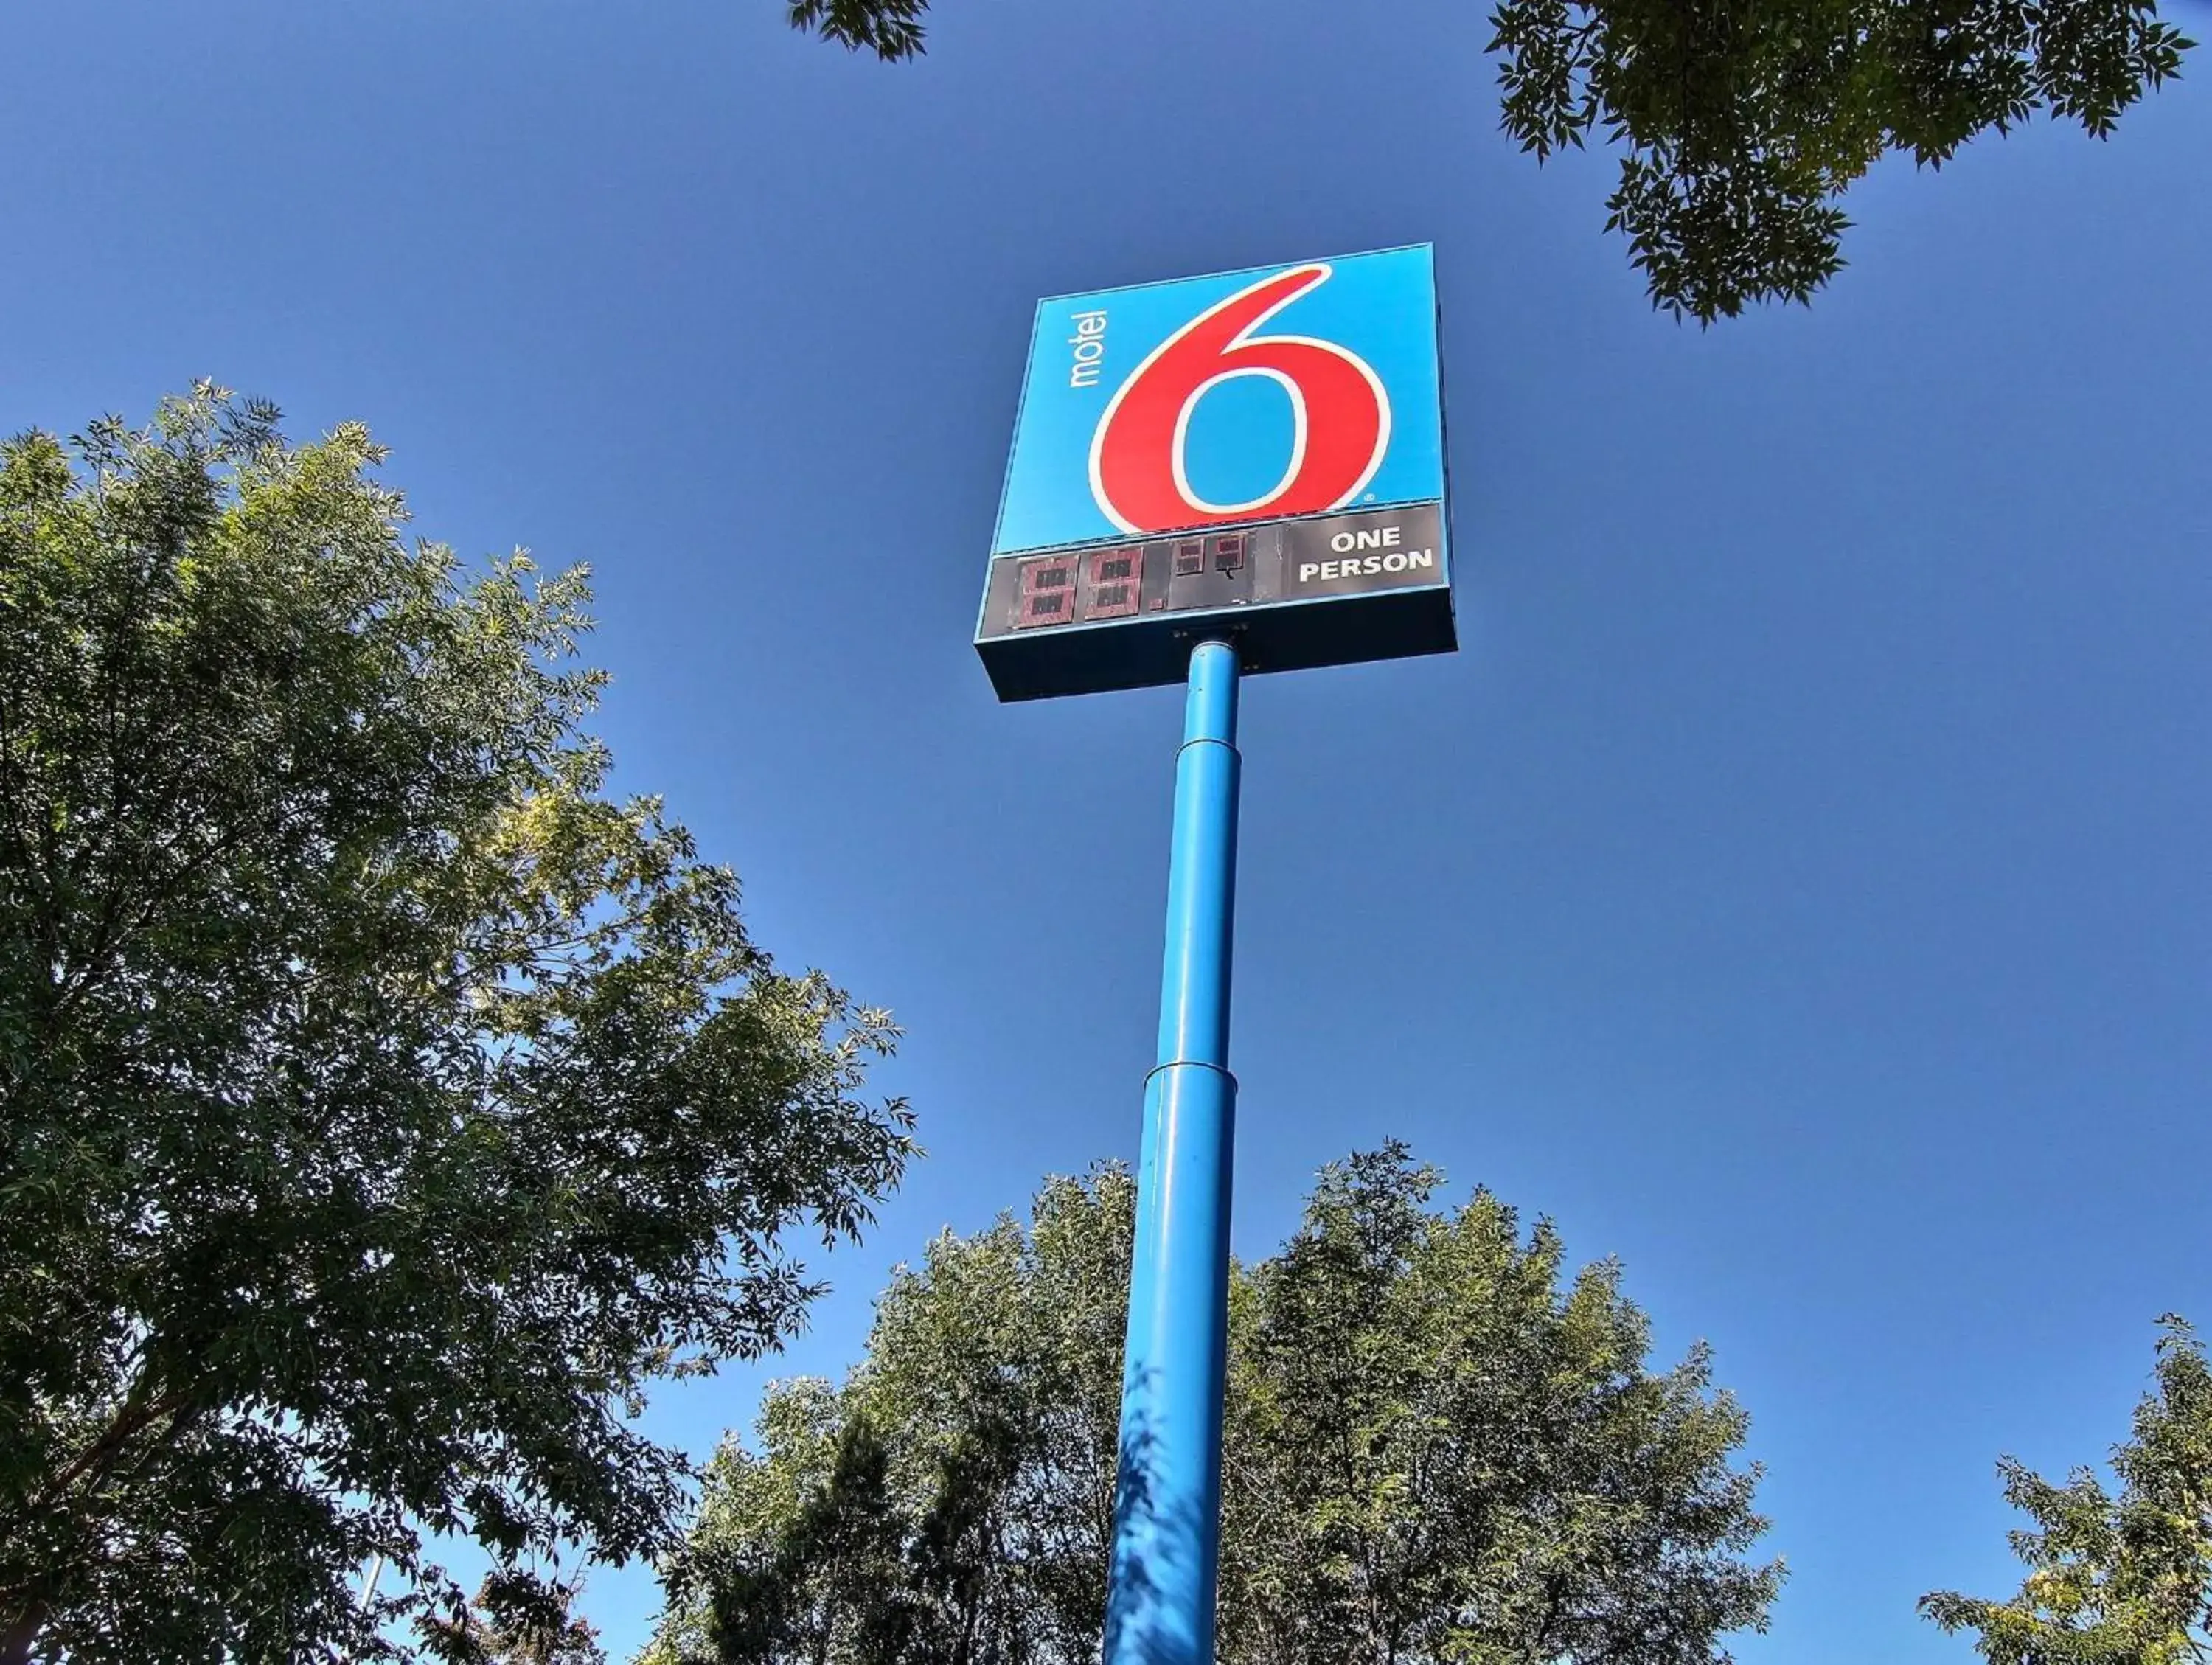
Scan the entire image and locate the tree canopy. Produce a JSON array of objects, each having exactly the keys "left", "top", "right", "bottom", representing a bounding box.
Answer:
[
  {"left": 420, "top": 1571, "right": 608, "bottom": 1665},
  {"left": 0, "top": 386, "right": 914, "bottom": 1664},
  {"left": 1920, "top": 1316, "right": 2212, "bottom": 1662},
  {"left": 787, "top": 0, "right": 2193, "bottom": 322},
  {"left": 645, "top": 1147, "right": 1781, "bottom": 1665}
]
